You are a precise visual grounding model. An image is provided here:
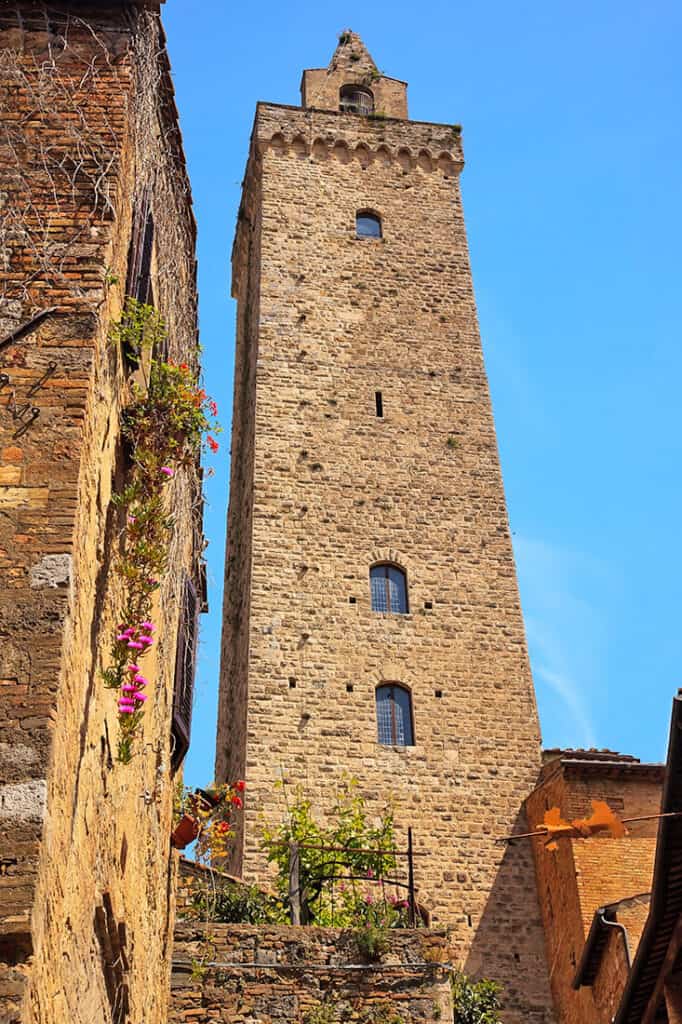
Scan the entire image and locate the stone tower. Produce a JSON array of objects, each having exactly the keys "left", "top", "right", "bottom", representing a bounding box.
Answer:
[{"left": 218, "top": 31, "right": 553, "bottom": 1021}]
